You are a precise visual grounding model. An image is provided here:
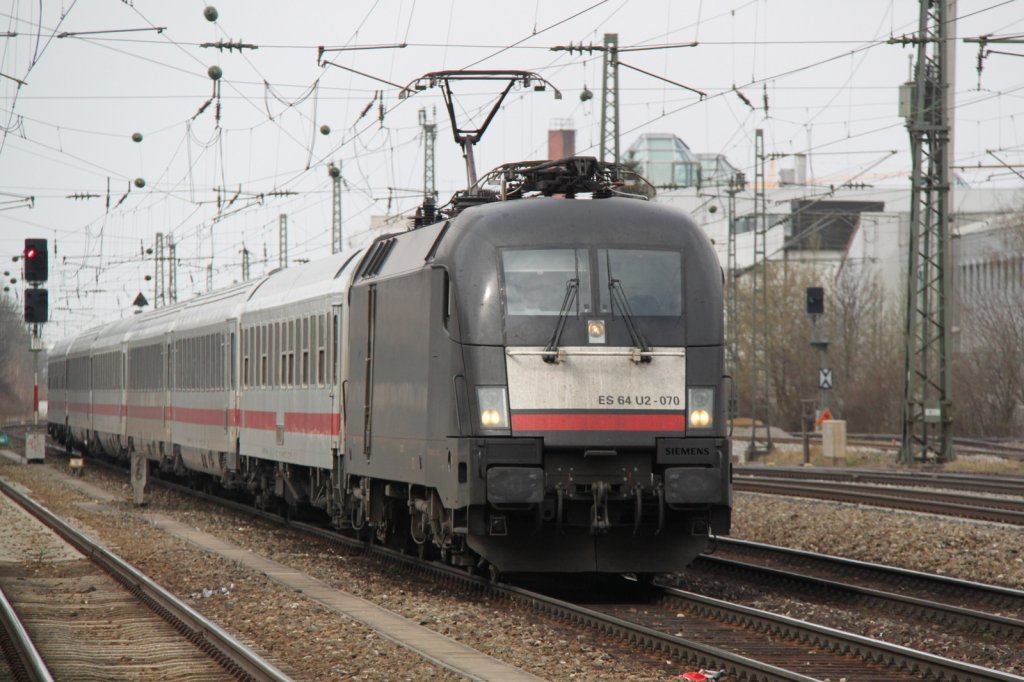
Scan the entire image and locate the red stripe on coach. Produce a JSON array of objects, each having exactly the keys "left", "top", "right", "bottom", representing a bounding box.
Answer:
[
  {"left": 511, "top": 412, "right": 686, "bottom": 432},
  {"left": 284, "top": 412, "right": 341, "bottom": 435}
]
